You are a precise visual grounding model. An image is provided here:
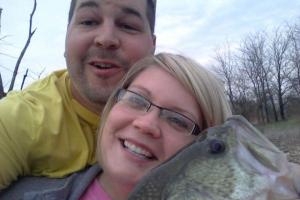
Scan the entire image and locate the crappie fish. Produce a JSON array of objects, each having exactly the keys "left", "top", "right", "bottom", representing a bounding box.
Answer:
[{"left": 128, "top": 115, "right": 300, "bottom": 200}]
